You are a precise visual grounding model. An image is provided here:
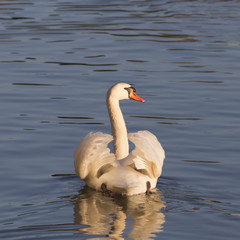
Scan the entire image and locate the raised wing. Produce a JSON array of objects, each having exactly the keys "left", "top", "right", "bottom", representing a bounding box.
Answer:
[
  {"left": 127, "top": 131, "right": 165, "bottom": 178},
  {"left": 74, "top": 132, "right": 116, "bottom": 180}
]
